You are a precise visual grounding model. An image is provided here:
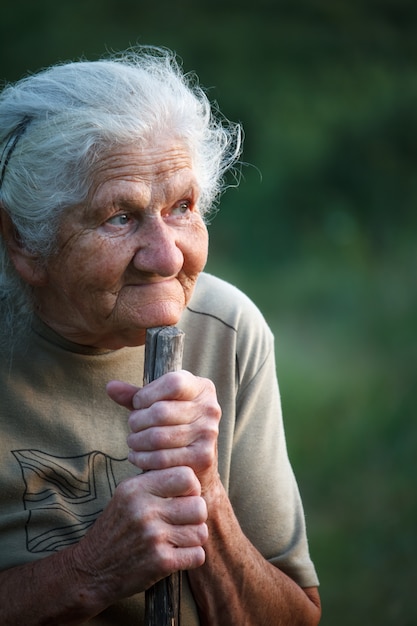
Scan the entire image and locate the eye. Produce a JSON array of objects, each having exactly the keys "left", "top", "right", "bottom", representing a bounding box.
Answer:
[
  {"left": 101, "top": 212, "right": 138, "bottom": 236},
  {"left": 171, "top": 200, "right": 191, "bottom": 216},
  {"left": 106, "top": 213, "right": 132, "bottom": 227}
]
